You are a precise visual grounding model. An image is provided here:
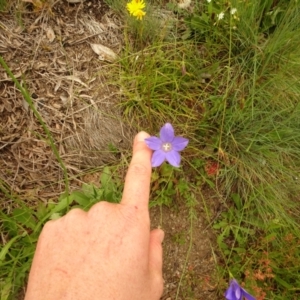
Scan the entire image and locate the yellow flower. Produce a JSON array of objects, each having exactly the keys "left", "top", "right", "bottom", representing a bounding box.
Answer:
[{"left": 127, "top": 0, "right": 146, "bottom": 20}]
